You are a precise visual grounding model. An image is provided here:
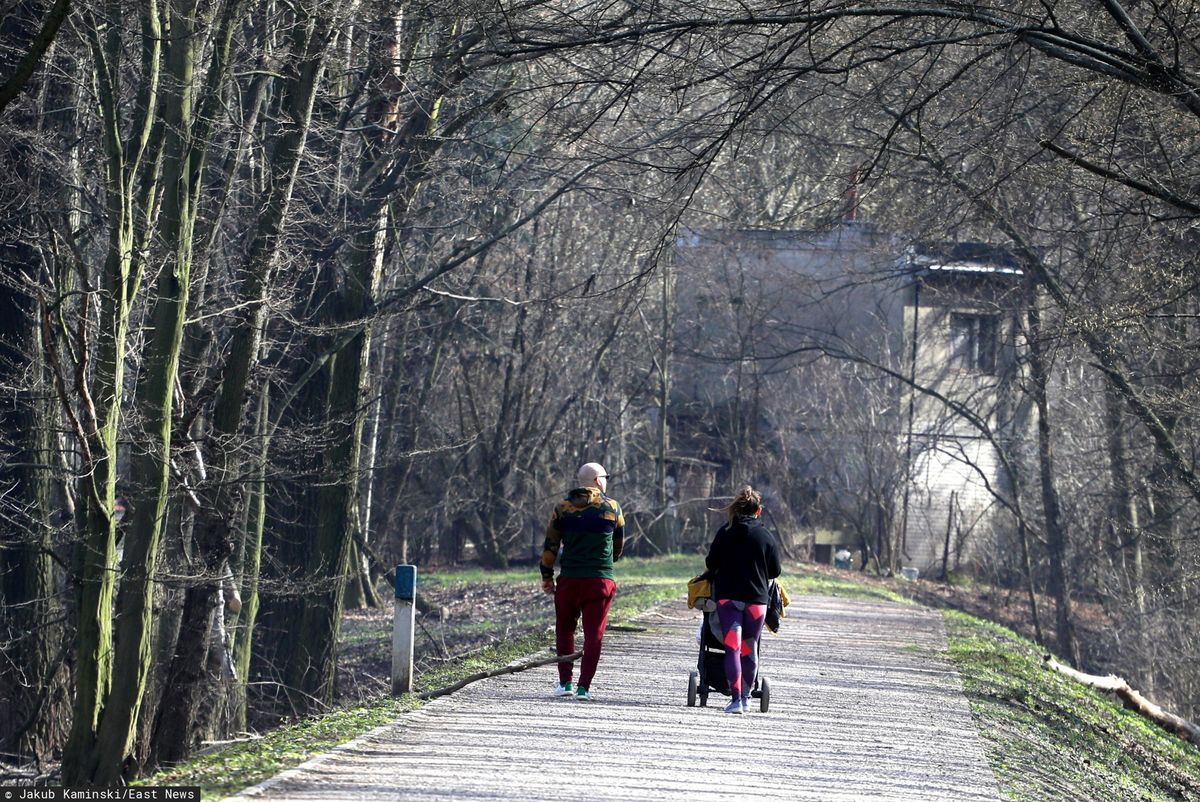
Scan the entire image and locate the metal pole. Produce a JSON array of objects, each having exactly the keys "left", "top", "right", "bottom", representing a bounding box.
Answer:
[
  {"left": 898, "top": 276, "right": 921, "bottom": 572},
  {"left": 392, "top": 564, "right": 416, "bottom": 695}
]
